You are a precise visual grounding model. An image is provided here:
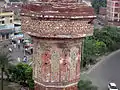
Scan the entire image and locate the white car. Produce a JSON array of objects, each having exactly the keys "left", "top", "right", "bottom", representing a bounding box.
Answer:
[{"left": 108, "top": 83, "right": 118, "bottom": 90}]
